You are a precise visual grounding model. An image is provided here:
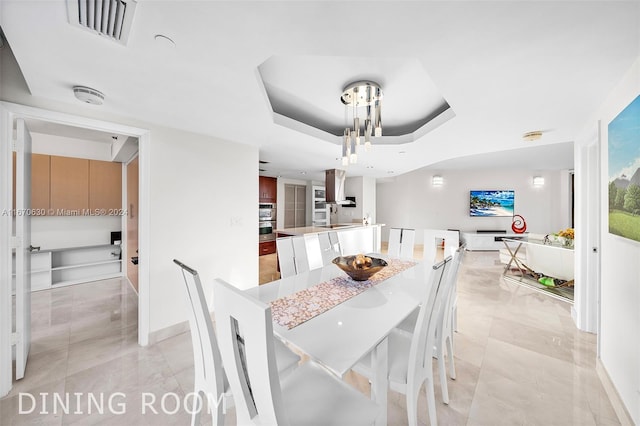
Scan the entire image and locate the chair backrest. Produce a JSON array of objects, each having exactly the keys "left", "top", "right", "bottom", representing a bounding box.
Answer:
[
  {"left": 291, "top": 236, "right": 309, "bottom": 274},
  {"left": 328, "top": 231, "right": 341, "bottom": 255},
  {"left": 213, "top": 278, "right": 286, "bottom": 425},
  {"left": 437, "top": 246, "right": 465, "bottom": 335},
  {"left": 303, "top": 234, "right": 324, "bottom": 270},
  {"left": 423, "top": 229, "right": 459, "bottom": 264},
  {"left": 276, "top": 237, "right": 297, "bottom": 278},
  {"left": 173, "top": 259, "right": 226, "bottom": 400},
  {"left": 337, "top": 227, "right": 374, "bottom": 255},
  {"left": 388, "top": 228, "right": 416, "bottom": 259},
  {"left": 388, "top": 228, "right": 402, "bottom": 257},
  {"left": 407, "top": 256, "right": 451, "bottom": 379},
  {"left": 318, "top": 232, "right": 335, "bottom": 266}
]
